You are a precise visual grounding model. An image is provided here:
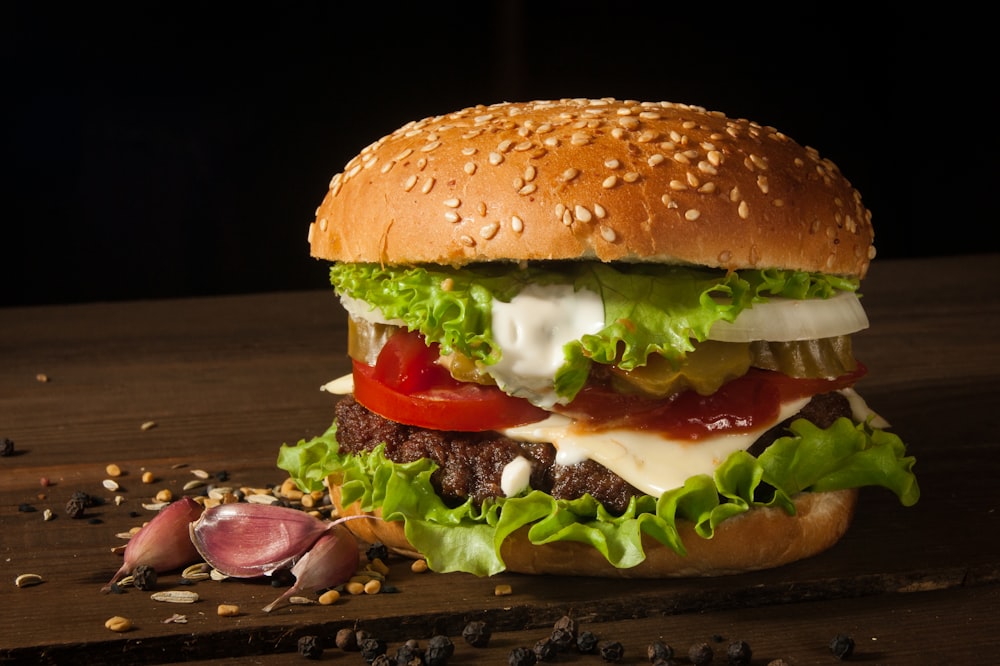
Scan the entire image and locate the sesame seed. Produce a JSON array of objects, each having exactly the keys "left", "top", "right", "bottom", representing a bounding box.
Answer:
[
  {"left": 524, "top": 165, "right": 537, "bottom": 181},
  {"left": 497, "top": 139, "right": 513, "bottom": 152},
  {"left": 514, "top": 141, "right": 533, "bottom": 151},
  {"left": 464, "top": 162, "right": 477, "bottom": 175},
  {"left": 421, "top": 177, "right": 435, "bottom": 194},
  {"left": 602, "top": 175, "right": 618, "bottom": 188},
  {"left": 599, "top": 225, "right": 617, "bottom": 242},
  {"left": 697, "top": 161, "right": 718, "bottom": 175},
  {"left": 421, "top": 140, "right": 442, "bottom": 152},
  {"left": 461, "top": 147, "right": 477, "bottom": 156},
  {"left": 756, "top": 175, "right": 769, "bottom": 194},
  {"left": 623, "top": 171, "right": 639, "bottom": 183},
  {"left": 738, "top": 201, "right": 749, "bottom": 219},
  {"left": 648, "top": 153, "right": 665, "bottom": 167},
  {"left": 604, "top": 159, "right": 621, "bottom": 169},
  {"left": 480, "top": 221, "right": 500, "bottom": 239},
  {"left": 555, "top": 203, "right": 566, "bottom": 219},
  {"left": 393, "top": 148, "right": 414, "bottom": 162},
  {"left": 544, "top": 137, "right": 559, "bottom": 147},
  {"left": 686, "top": 172, "right": 700, "bottom": 188},
  {"left": 673, "top": 152, "right": 691, "bottom": 165},
  {"left": 380, "top": 161, "right": 395, "bottom": 174},
  {"left": 618, "top": 116, "right": 639, "bottom": 129},
  {"left": 637, "top": 129, "right": 658, "bottom": 143},
  {"left": 669, "top": 180, "right": 687, "bottom": 191},
  {"left": 571, "top": 132, "right": 591, "bottom": 145},
  {"left": 318, "top": 218, "right": 328, "bottom": 231},
  {"left": 477, "top": 201, "right": 487, "bottom": 216},
  {"left": 698, "top": 182, "right": 716, "bottom": 193},
  {"left": 444, "top": 211, "right": 460, "bottom": 223},
  {"left": 459, "top": 235, "right": 476, "bottom": 247},
  {"left": 513, "top": 176, "right": 525, "bottom": 190},
  {"left": 403, "top": 175, "right": 418, "bottom": 191},
  {"left": 562, "top": 209, "right": 573, "bottom": 225},
  {"left": 561, "top": 168, "right": 580, "bottom": 181},
  {"left": 518, "top": 183, "right": 537, "bottom": 195},
  {"left": 511, "top": 215, "right": 524, "bottom": 233},
  {"left": 489, "top": 152, "right": 504, "bottom": 165},
  {"left": 718, "top": 250, "right": 732, "bottom": 263},
  {"left": 685, "top": 209, "right": 701, "bottom": 221},
  {"left": 593, "top": 203, "right": 606, "bottom": 219},
  {"left": 443, "top": 198, "right": 461, "bottom": 208},
  {"left": 574, "top": 205, "right": 593, "bottom": 223},
  {"left": 611, "top": 127, "right": 625, "bottom": 139}
]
